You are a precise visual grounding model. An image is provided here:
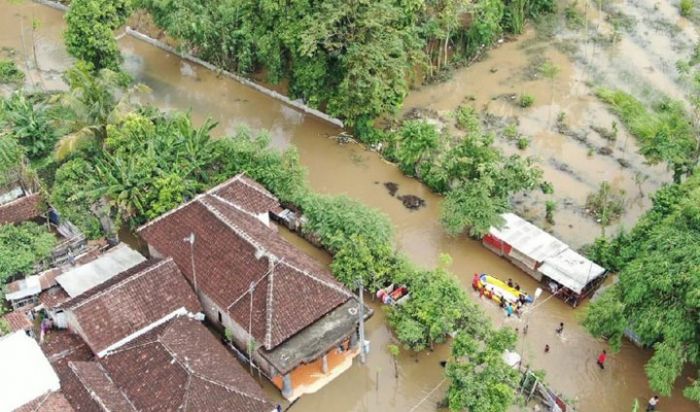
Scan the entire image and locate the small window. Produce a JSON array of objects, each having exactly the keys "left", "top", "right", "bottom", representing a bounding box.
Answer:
[{"left": 218, "top": 311, "right": 223, "bottom": 324}]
